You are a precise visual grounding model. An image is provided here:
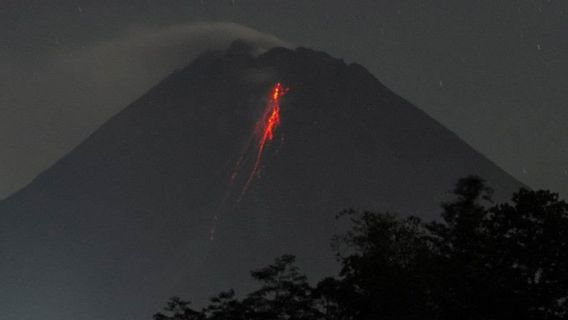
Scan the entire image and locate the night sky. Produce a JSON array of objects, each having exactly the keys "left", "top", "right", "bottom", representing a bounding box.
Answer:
[{"left": 1, "top": 0, "right": 567, "bottom": 198}]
